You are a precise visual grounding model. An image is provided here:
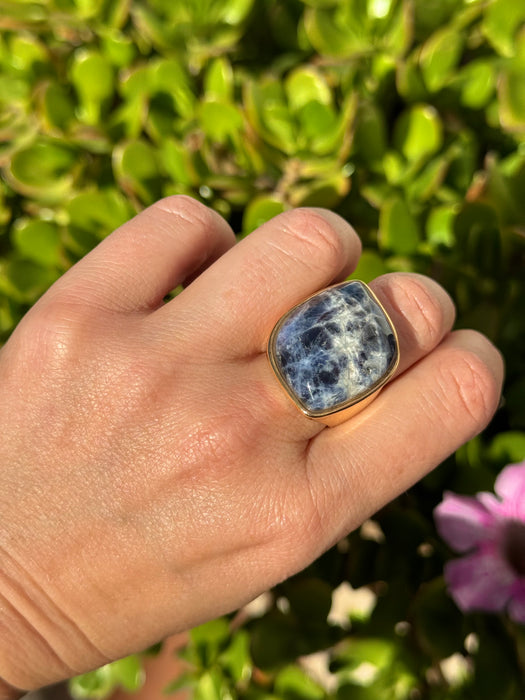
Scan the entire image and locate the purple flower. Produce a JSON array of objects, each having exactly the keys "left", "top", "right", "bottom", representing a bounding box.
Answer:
[{"left": 434, "top": 462, "right": 525, "bottom": 624}]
